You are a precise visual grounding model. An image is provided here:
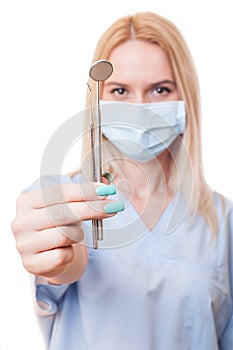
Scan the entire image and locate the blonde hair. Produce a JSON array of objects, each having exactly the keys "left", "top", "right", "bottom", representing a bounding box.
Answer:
[{"left": 81, "top": 11, "right": 219, "bottom": 235}]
